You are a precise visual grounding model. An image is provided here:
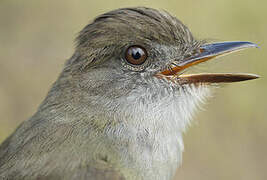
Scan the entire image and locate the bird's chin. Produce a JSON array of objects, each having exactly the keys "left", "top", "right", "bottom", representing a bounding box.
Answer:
[{"left": 155, "top": 41, "right": 259, "bottom": 85}]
